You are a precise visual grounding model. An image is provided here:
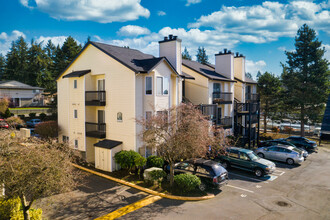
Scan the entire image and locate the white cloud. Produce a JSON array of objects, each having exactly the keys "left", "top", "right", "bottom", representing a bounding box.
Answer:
[
  {"left": 246, "top": 60, "right": 267, "bottom": 78},
  {"left": 20, "top": 0, "right": 150, "bottom": 23},
  {"left": 35, "top": 36, "right": 68, "bottom": 46},
  {"left": 278, "top": 46, "right": 286, "bottom": 51},
  {"left": 117, "top": 25, "right": 151, "bottom": 37},
  {"left": 323, "top": 44, "right": 330, "bottom": 61},
  {"left": 189, "top": 1, "right": 330, "bottom": 43},
  {"left": 157, "top": 11, "right": 166, "bottom": 16},
  {"left": 186, "top": 0, "right": 202, "bottom": 7},
  {"left": 0, "top": 30, "right": 26, "bottom": 55}
]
